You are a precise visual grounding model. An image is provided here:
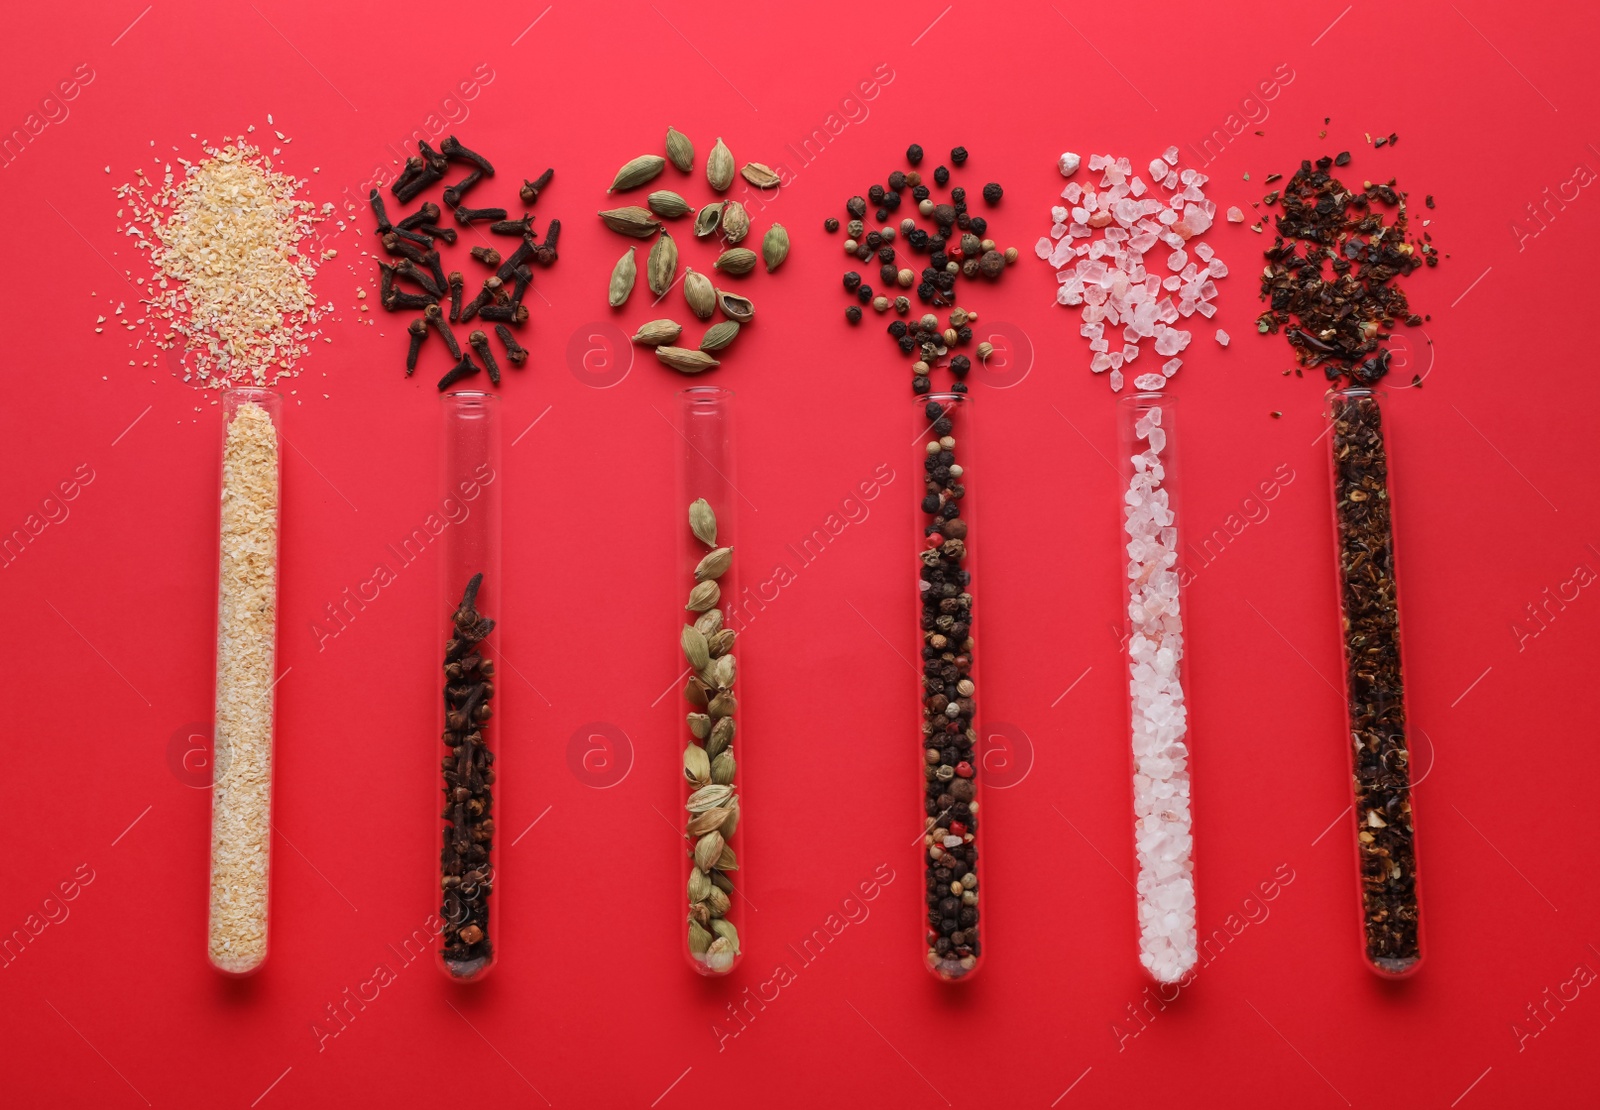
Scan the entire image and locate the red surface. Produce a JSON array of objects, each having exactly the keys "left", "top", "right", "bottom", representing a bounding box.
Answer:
[{"left": 2, "top": 1, "right": 1598, "bottom": 1106}]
